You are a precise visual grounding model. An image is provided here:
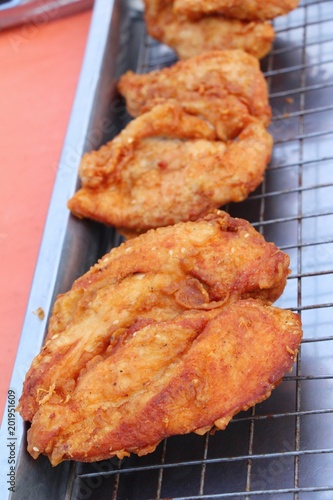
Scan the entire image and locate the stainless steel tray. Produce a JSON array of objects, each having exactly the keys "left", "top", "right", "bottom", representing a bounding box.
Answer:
[
  {"left": 0, "top": 0, "right": 94, "bottom": 31},
  {"left": 1, "top": 0, "right": 333, "bottom": 497}
]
